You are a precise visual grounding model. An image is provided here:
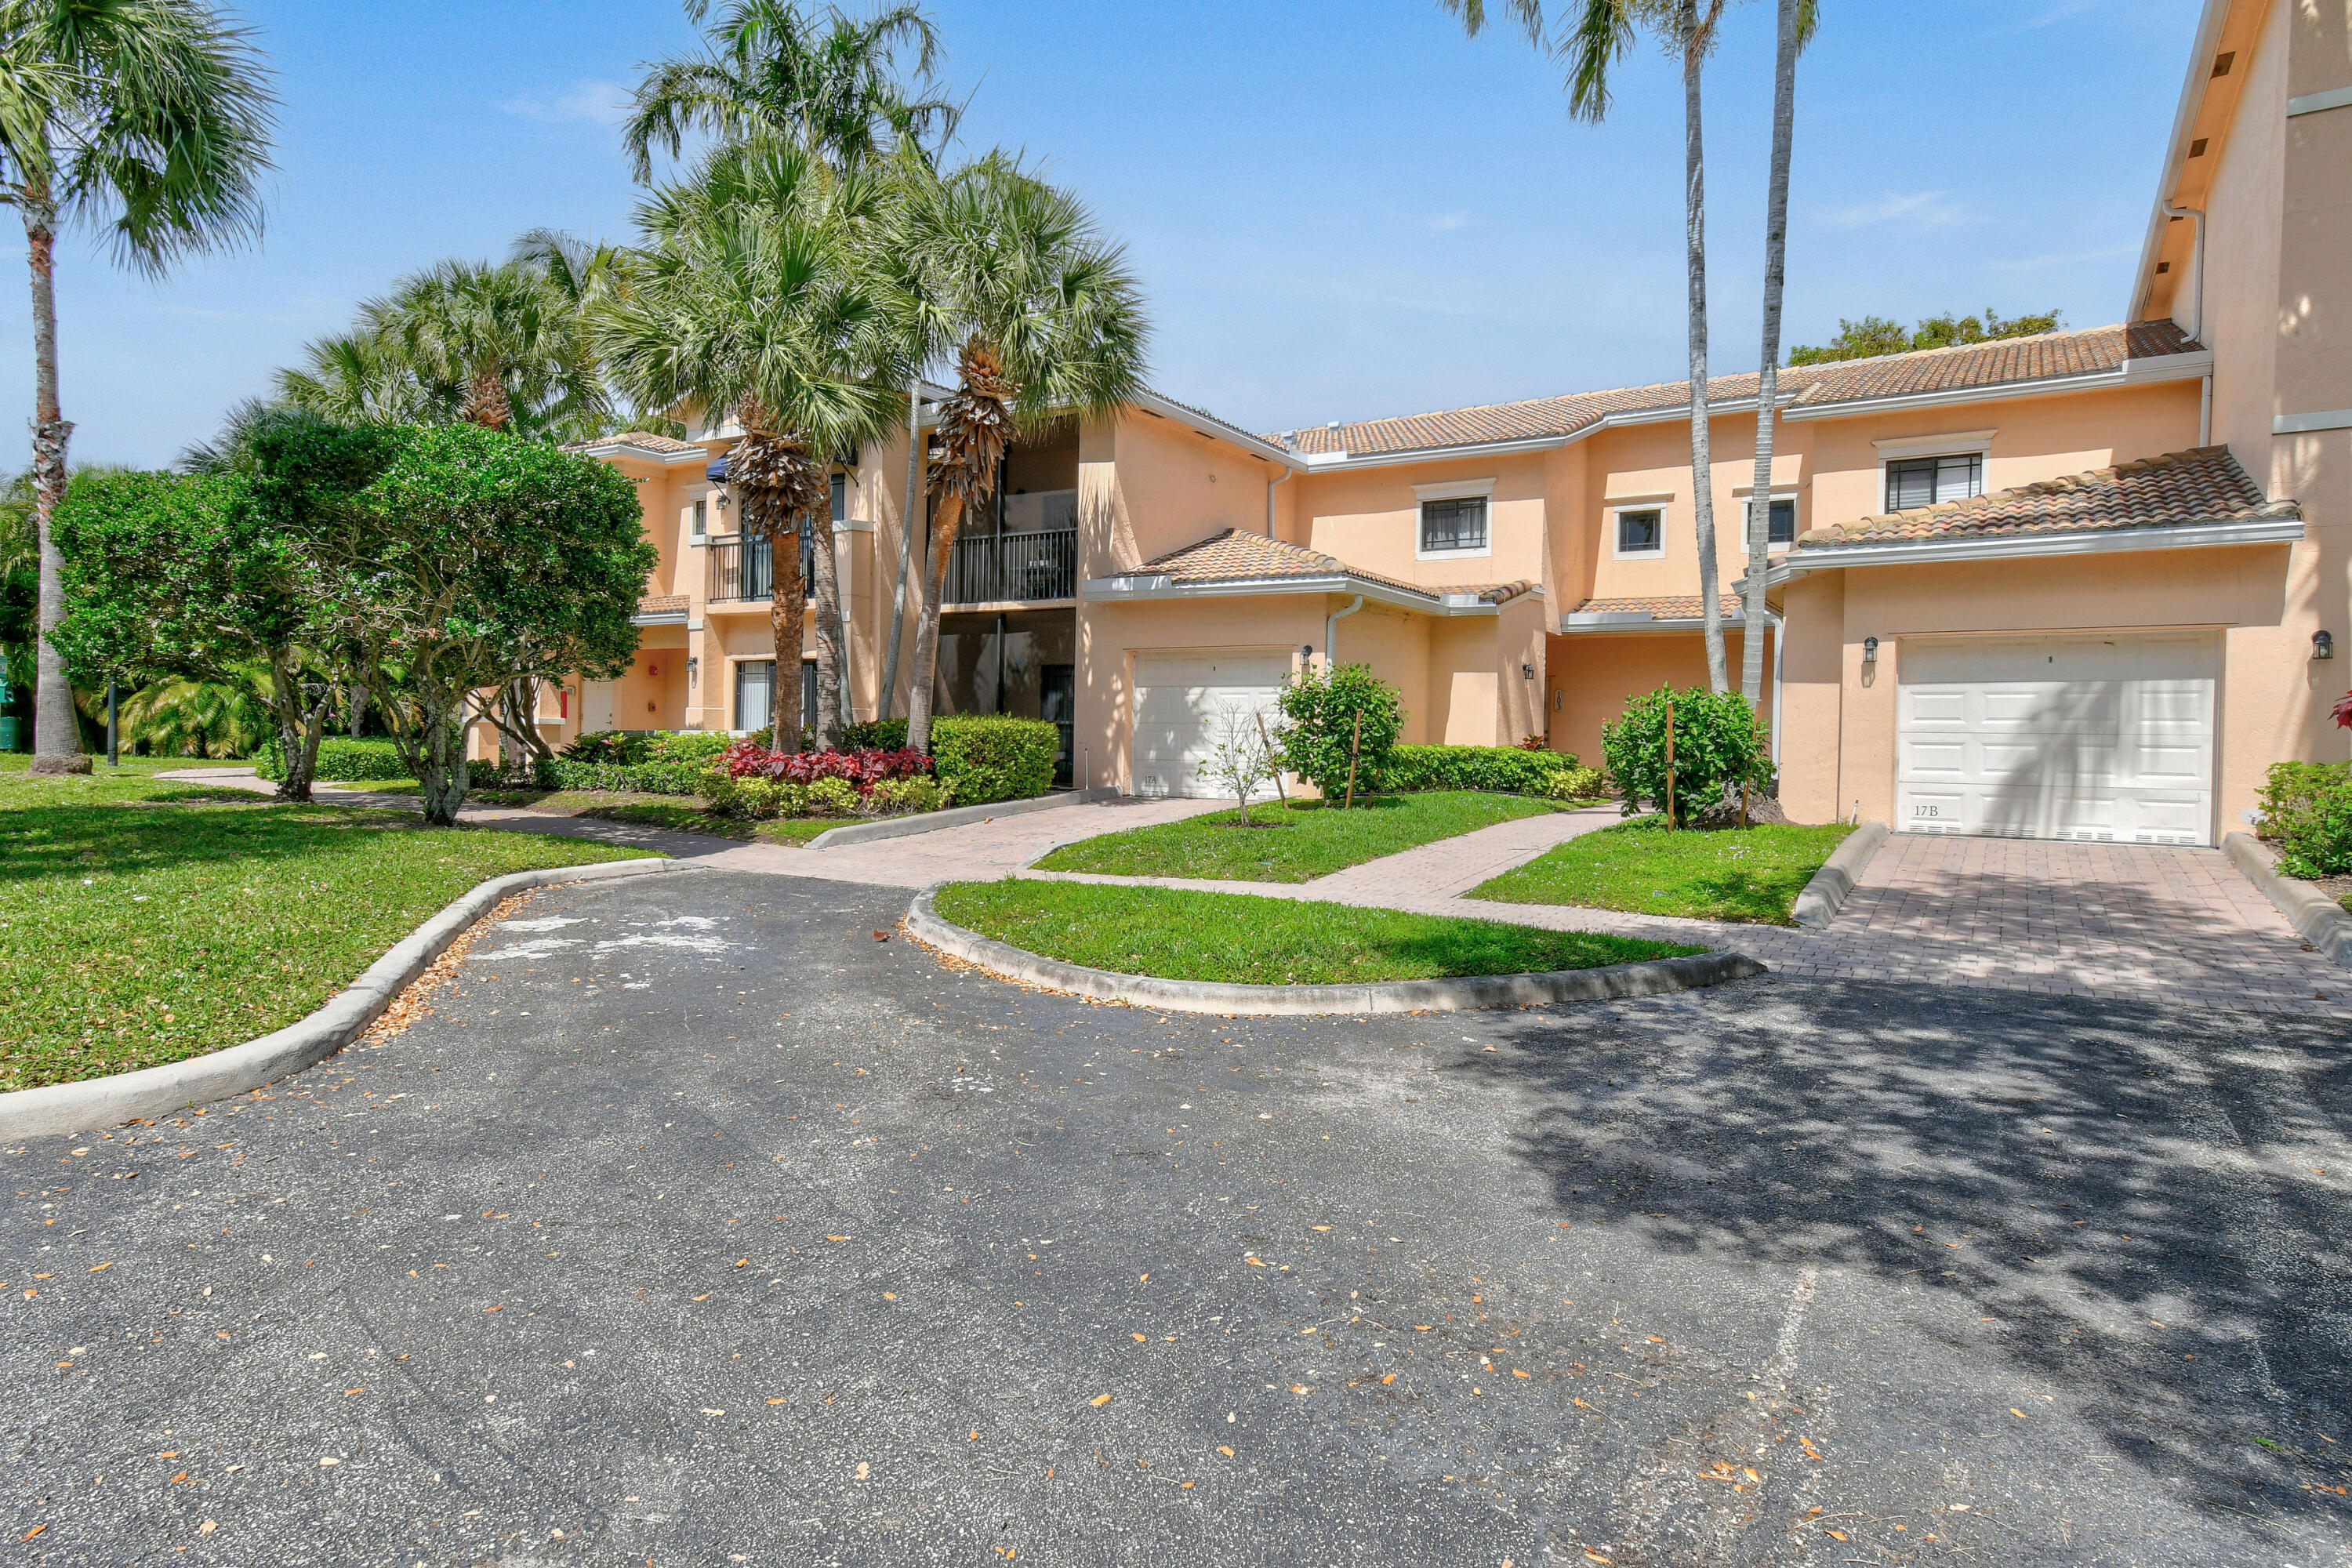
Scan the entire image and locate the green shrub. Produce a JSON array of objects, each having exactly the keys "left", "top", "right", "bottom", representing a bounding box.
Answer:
[
  {"left": 1542, "top": 764, "right": 1606, "bottom": 800},
  {"left": 563, "top": 729, "right": 729, "bottom": 768},
  {"left": 256, "top": 736, "right": 411, "bottom": 782},
  {"left": 538, "top": 758, "right": 706, "bottom": 796},
  {"left": 1276, "top": 663, "right": 1402, "bottom": 803},
  {"left": 861, "top": 775, "right": 951, "bottom": 816},
  {"left": 841, "top": 717, "right": 909, "bottom": 750},
  {"left": 2259, "top": 760, "right": 2352, "bottom": 877},
  {"left": 1379, "top": 742, "right": 1588, "bottom": 796},
  {"left": 1599, "top": 686, "right": 1773, "bottom": 826},
  {"left": 930, "top": 715, "right": 1058, "bottom": 804},
  {"left": 646, "top": 731, "right": 730, "bottom": 766}
]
